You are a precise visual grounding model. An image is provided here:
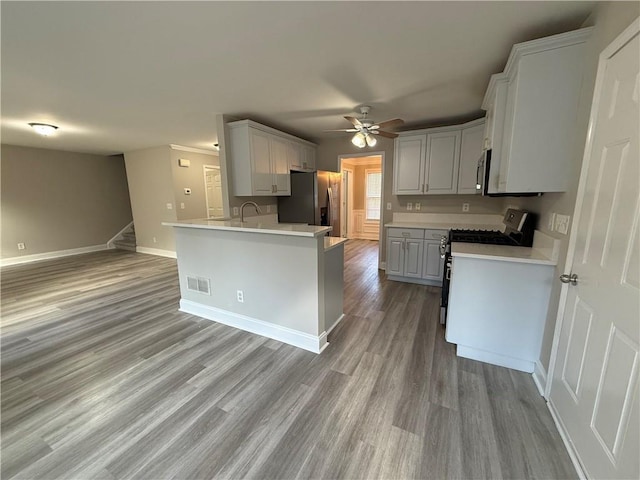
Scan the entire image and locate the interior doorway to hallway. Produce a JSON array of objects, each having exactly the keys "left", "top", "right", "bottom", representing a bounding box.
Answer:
[{"left": 338, "top": 153, "right": 384, "bottom": 265}]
